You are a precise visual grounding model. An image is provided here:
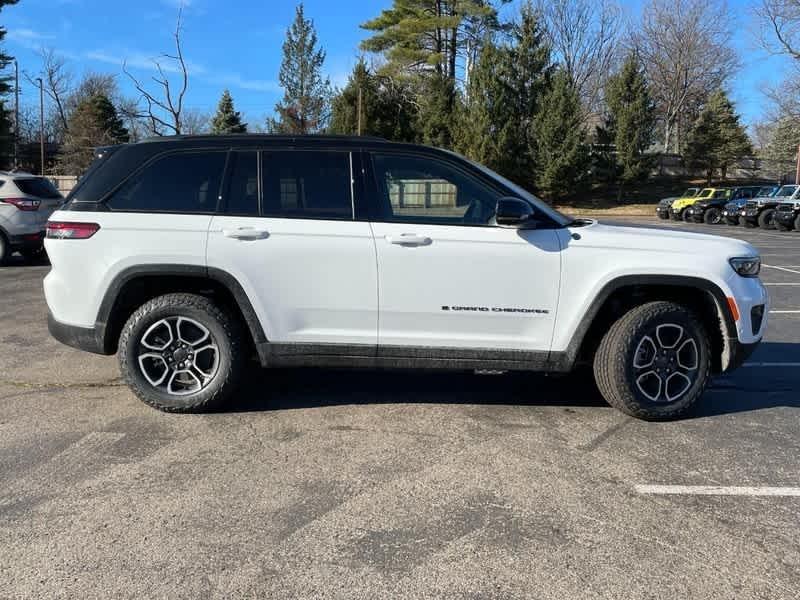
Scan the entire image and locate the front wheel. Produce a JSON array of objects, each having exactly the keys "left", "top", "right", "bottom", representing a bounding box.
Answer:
[
  {"left": 758, "top": 208, "right": 776, "bottom": 230},
  {"left": 118, "top": 293, "right": 246, "bottom": 413},
  {"left": 682, "top": 209, "right": 693, "bottom": 222},
  {"left": 593, "top": 302, "right": 711, "bottom": 420},
  {"left": 704, "top": 208, "right": 722, "bottom": 224}
]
